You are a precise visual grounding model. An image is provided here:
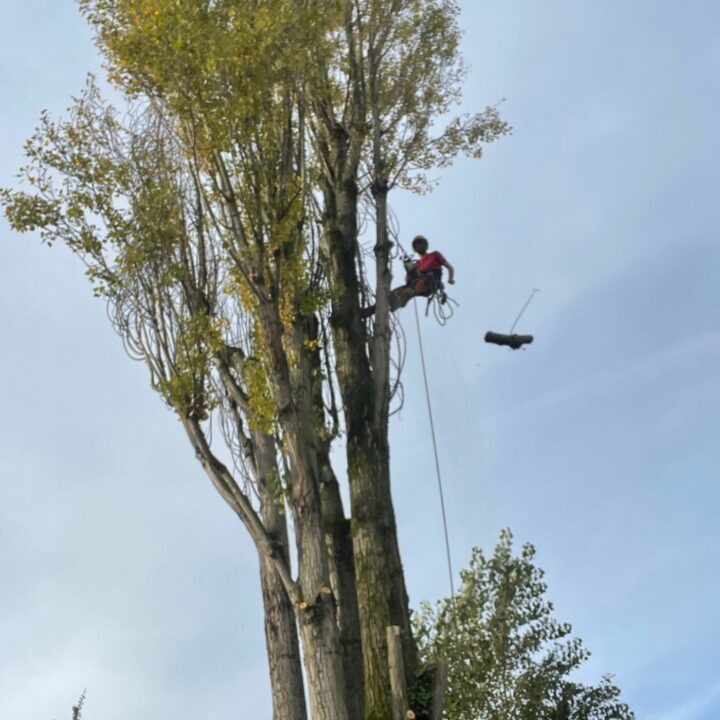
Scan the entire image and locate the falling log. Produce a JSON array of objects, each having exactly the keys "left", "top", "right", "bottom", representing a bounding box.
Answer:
[
  {"left": 387, "top": 626, "right": 409, "bottom": 720},
  {"left": 484, "top": 331, "right": 534, "bottom": 350}
]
